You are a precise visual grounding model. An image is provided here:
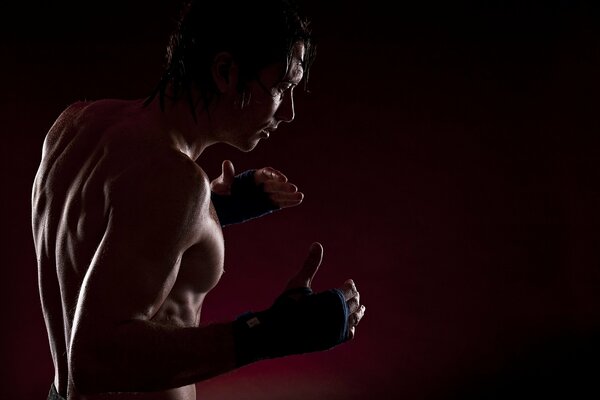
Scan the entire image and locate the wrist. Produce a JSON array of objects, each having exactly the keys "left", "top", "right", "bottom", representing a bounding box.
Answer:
[{"left": 232, "top": 288, "right": 350, "bottom": 366}]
